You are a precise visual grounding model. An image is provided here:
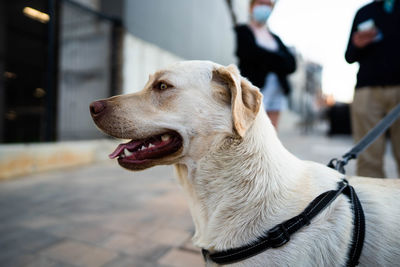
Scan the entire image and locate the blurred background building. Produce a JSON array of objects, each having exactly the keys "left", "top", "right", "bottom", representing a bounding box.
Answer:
[
  {"left": 0, "top": 0, "right": 325, "bottom": 144},
  {"left": 289, "top": 53, "right": 324, "bottom": 133}
]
